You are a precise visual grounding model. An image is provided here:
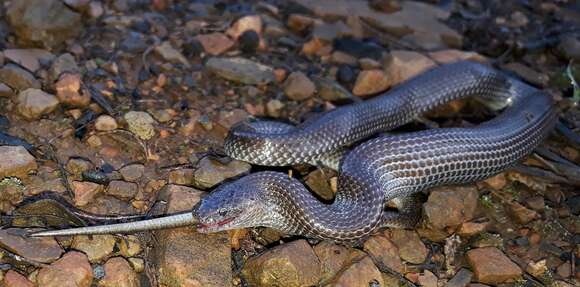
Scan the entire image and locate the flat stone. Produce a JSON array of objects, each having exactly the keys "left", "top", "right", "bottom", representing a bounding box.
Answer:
[
  {"left": 168, "top": 168, "right": 195, "bottom": 186},
  {"left": 418, "top": 270, "right": 438, "bottom": 287},
  {"left": 457, "top": 221, "right": 490, "bottom": 237},
  {"left": 359, "top": 58, "right": 382, "bottom": 70},
  {"left": 313, "top": 241, "right": 364, "bottom": 282},
  {"left": 447, "top": 268, "right": 473, "bottom": 287},
  {"left": 72, "top": 181, "right": 104, "bottom": 206},
  {"left": 326, "top": 256, "right": 384, "bottom": 286},
  {"left": 0, "top": 228, "right": 63, "bottom": 263},
  {"left": 206, "top": 57, "right": 275, "bottom": 85},
  {"left": 106, "top": 180, "right": 138, "bottom": 201},
  {"left": 316, "top": 76, "right": 352, "bottom": 102},
  {"left": 100, "top": 257, "right": 140, "bottom": 287},
  {"left": 55, "top": 73, "right": 91, "bottom": 107},
  {"left": 155, "top": 186, "right": 231, "bottom": 287},
  {"left": 330, "top": 51, "right": 358, "bottom": 65},
  {"left": 195, "top": 33, "right": 235, "bottom": 56},
  {"left": 507, "top": 202, "right": 538, "bottom": 224},
  {"left": 242, "top": 240, "right": 322, "bottom": 287},
  {"left": 193, "top": 157, "right": 251, "bottom": 189},
  {"left": 428, "top": 49, "right": 487, "bottom": 65},
  {"left": 352, "top": 69, "right": 390, "bottom": 97},
  {"left": 363, "top": 234, "right": 404, "bottom": 272},
  {"left": 3, "top": 49, "right": 55, "bottom": 72},
  {"left": 423, "top": 185, "right": 479, "bottom": 229},
  {"left": 119, "top": 164, "right": 145, "bottom": 182},
  {"left": 284, "top": 71, "right": 316, "bottom": 101},
  {"left": 49, "top": 53, "right": 79, "bottom": 81},
  {"left": 6, "top": 0, "right": 82, "bottom": 49},
  {"left": 154, "top": 41, "right": 190, "bottom": 67},
  {"left": 466, "top": 247, "right": 522, "bottom": 285},
  {"left": 0, "top": 83, "right": 14, "bottom": 97},
  {"left": 16, "top": 88, "right": 60, "bottom": 120},
  {"left": 227, "top": 15, "right": 262, "bottom": 39},
  {"left": 71, "top": 234, "right": 116, "bottom": 263},
  {"left": 94, "top": 115, "right": 118, "bottom": 131},
  {"left": 3, "top": 270, "right": 34, "bottom": 287},
  {"left": 37, "top": 251, "right": 93, "bottom": 287},
  {"left": 0, "top": 64, "right": 41, "bottom": 91},
  {"left": 0, "top": 146, "right": 37, "bottom": 178},
  {"left": 124, "top": 111, "right": 156, "bottom": 140},
  {"left": 384, "top": 50, "right": 437, "bottom": 86},
  {"left": 390, "top": 229, "right": 428, "bottom": 264}
]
